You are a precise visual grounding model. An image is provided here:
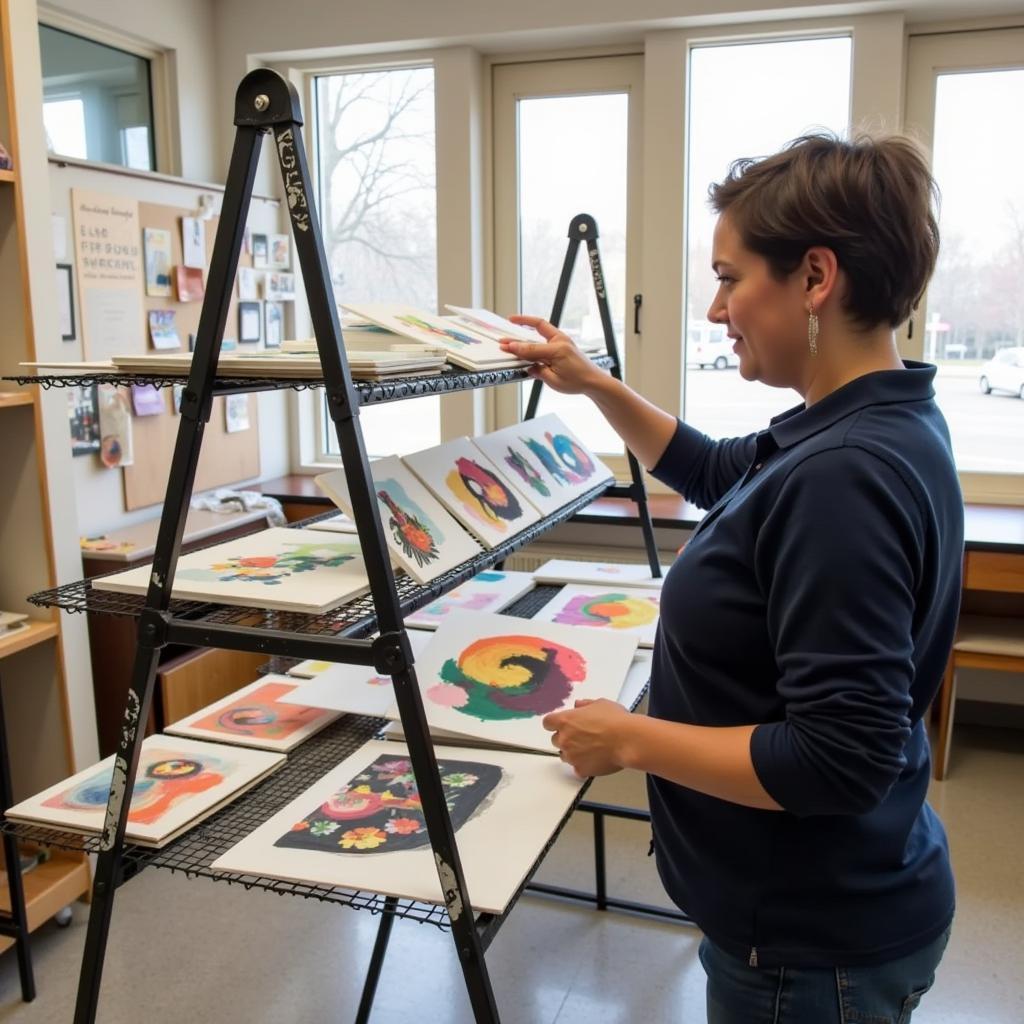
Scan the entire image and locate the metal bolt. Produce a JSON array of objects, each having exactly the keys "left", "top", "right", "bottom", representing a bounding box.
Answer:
[
  {"left": 579, "top": 223, "right": 588, "bottom": 234},
  {"left": 254, "top": 94, "right": 270, "bottom": 112}
]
